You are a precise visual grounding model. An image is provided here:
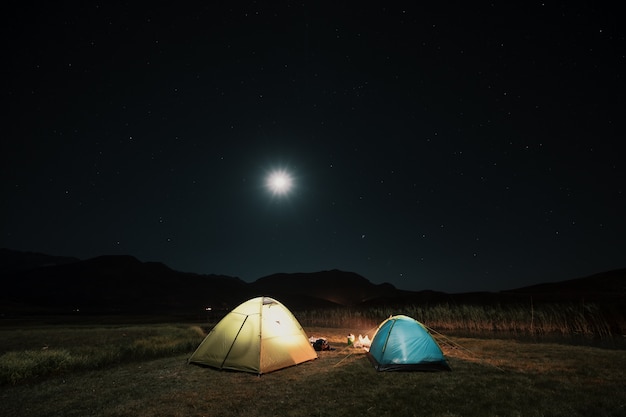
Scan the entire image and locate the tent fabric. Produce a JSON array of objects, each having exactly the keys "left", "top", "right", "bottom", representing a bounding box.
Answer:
[
  {"left": 188, "top": 296, "right": 317, "bottom": 374},
  {"left": 367, "top": 315, "right": 451, "bottom": 371}
]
